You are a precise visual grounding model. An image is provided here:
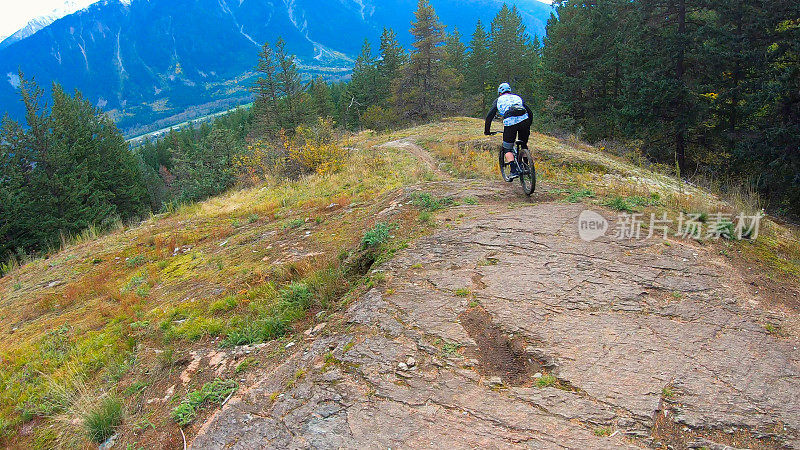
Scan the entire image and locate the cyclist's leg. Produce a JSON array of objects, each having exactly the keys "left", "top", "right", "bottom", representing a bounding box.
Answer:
[
  {"left": 502, "top": 124, "right": 518, "bottom": 163},
  {"left": 518, "top": 119, "right": 532, "bottom": 149}
]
